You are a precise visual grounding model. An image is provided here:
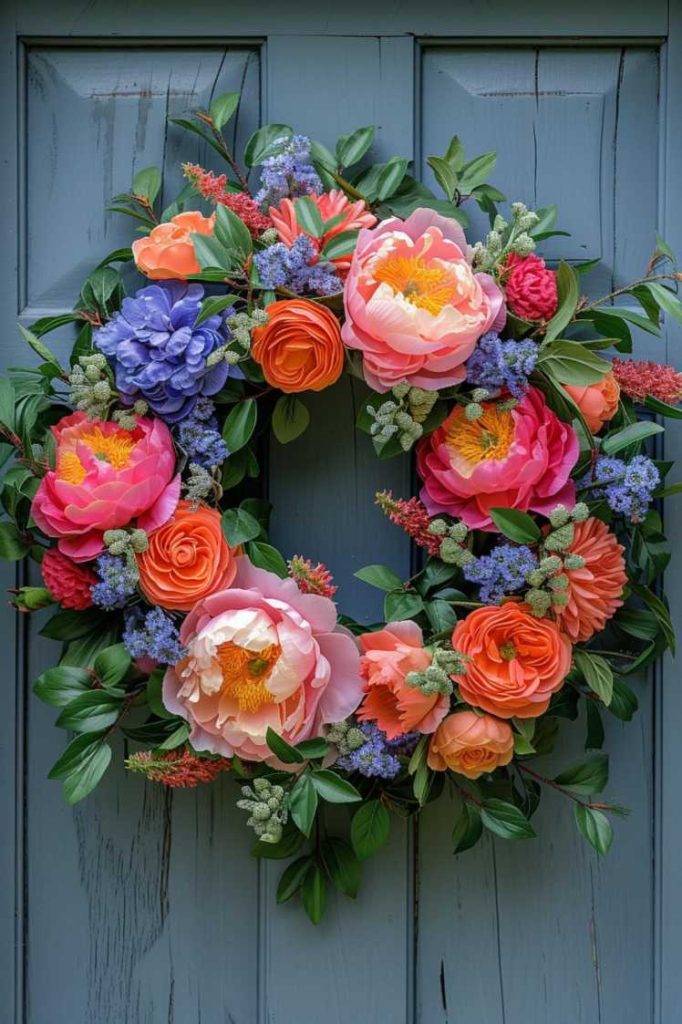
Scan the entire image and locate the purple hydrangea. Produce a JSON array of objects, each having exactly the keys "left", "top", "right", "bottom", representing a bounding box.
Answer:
[
  {"left": 583, "top": 454, "right": 660, "bottom": 522},
  {"left": 463, "top": 544, "right": 537, "bottom": 604},
  {"left": 123, "top": 607, "right": 184, "bottom": 665},
  {"left": 91, "top": 554, "right": 138, "bottom": 609},
  {"left": 466, "top": 332, "right": 539, "bottom": 398},
  {"left": 255, "top": 134, "right": 323, "bottom": 208},
  {"left": 336, "top": 723, "right": 418, "bottom": 779},
  {"left": 175, "top": 398, "right": 229, "bottom": 468},
  {"left": 254, "top": 235, "right": 341, "bottom": 296},
  {"left": 93, "top": 281, "right": 238, "bottom": 422}
]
